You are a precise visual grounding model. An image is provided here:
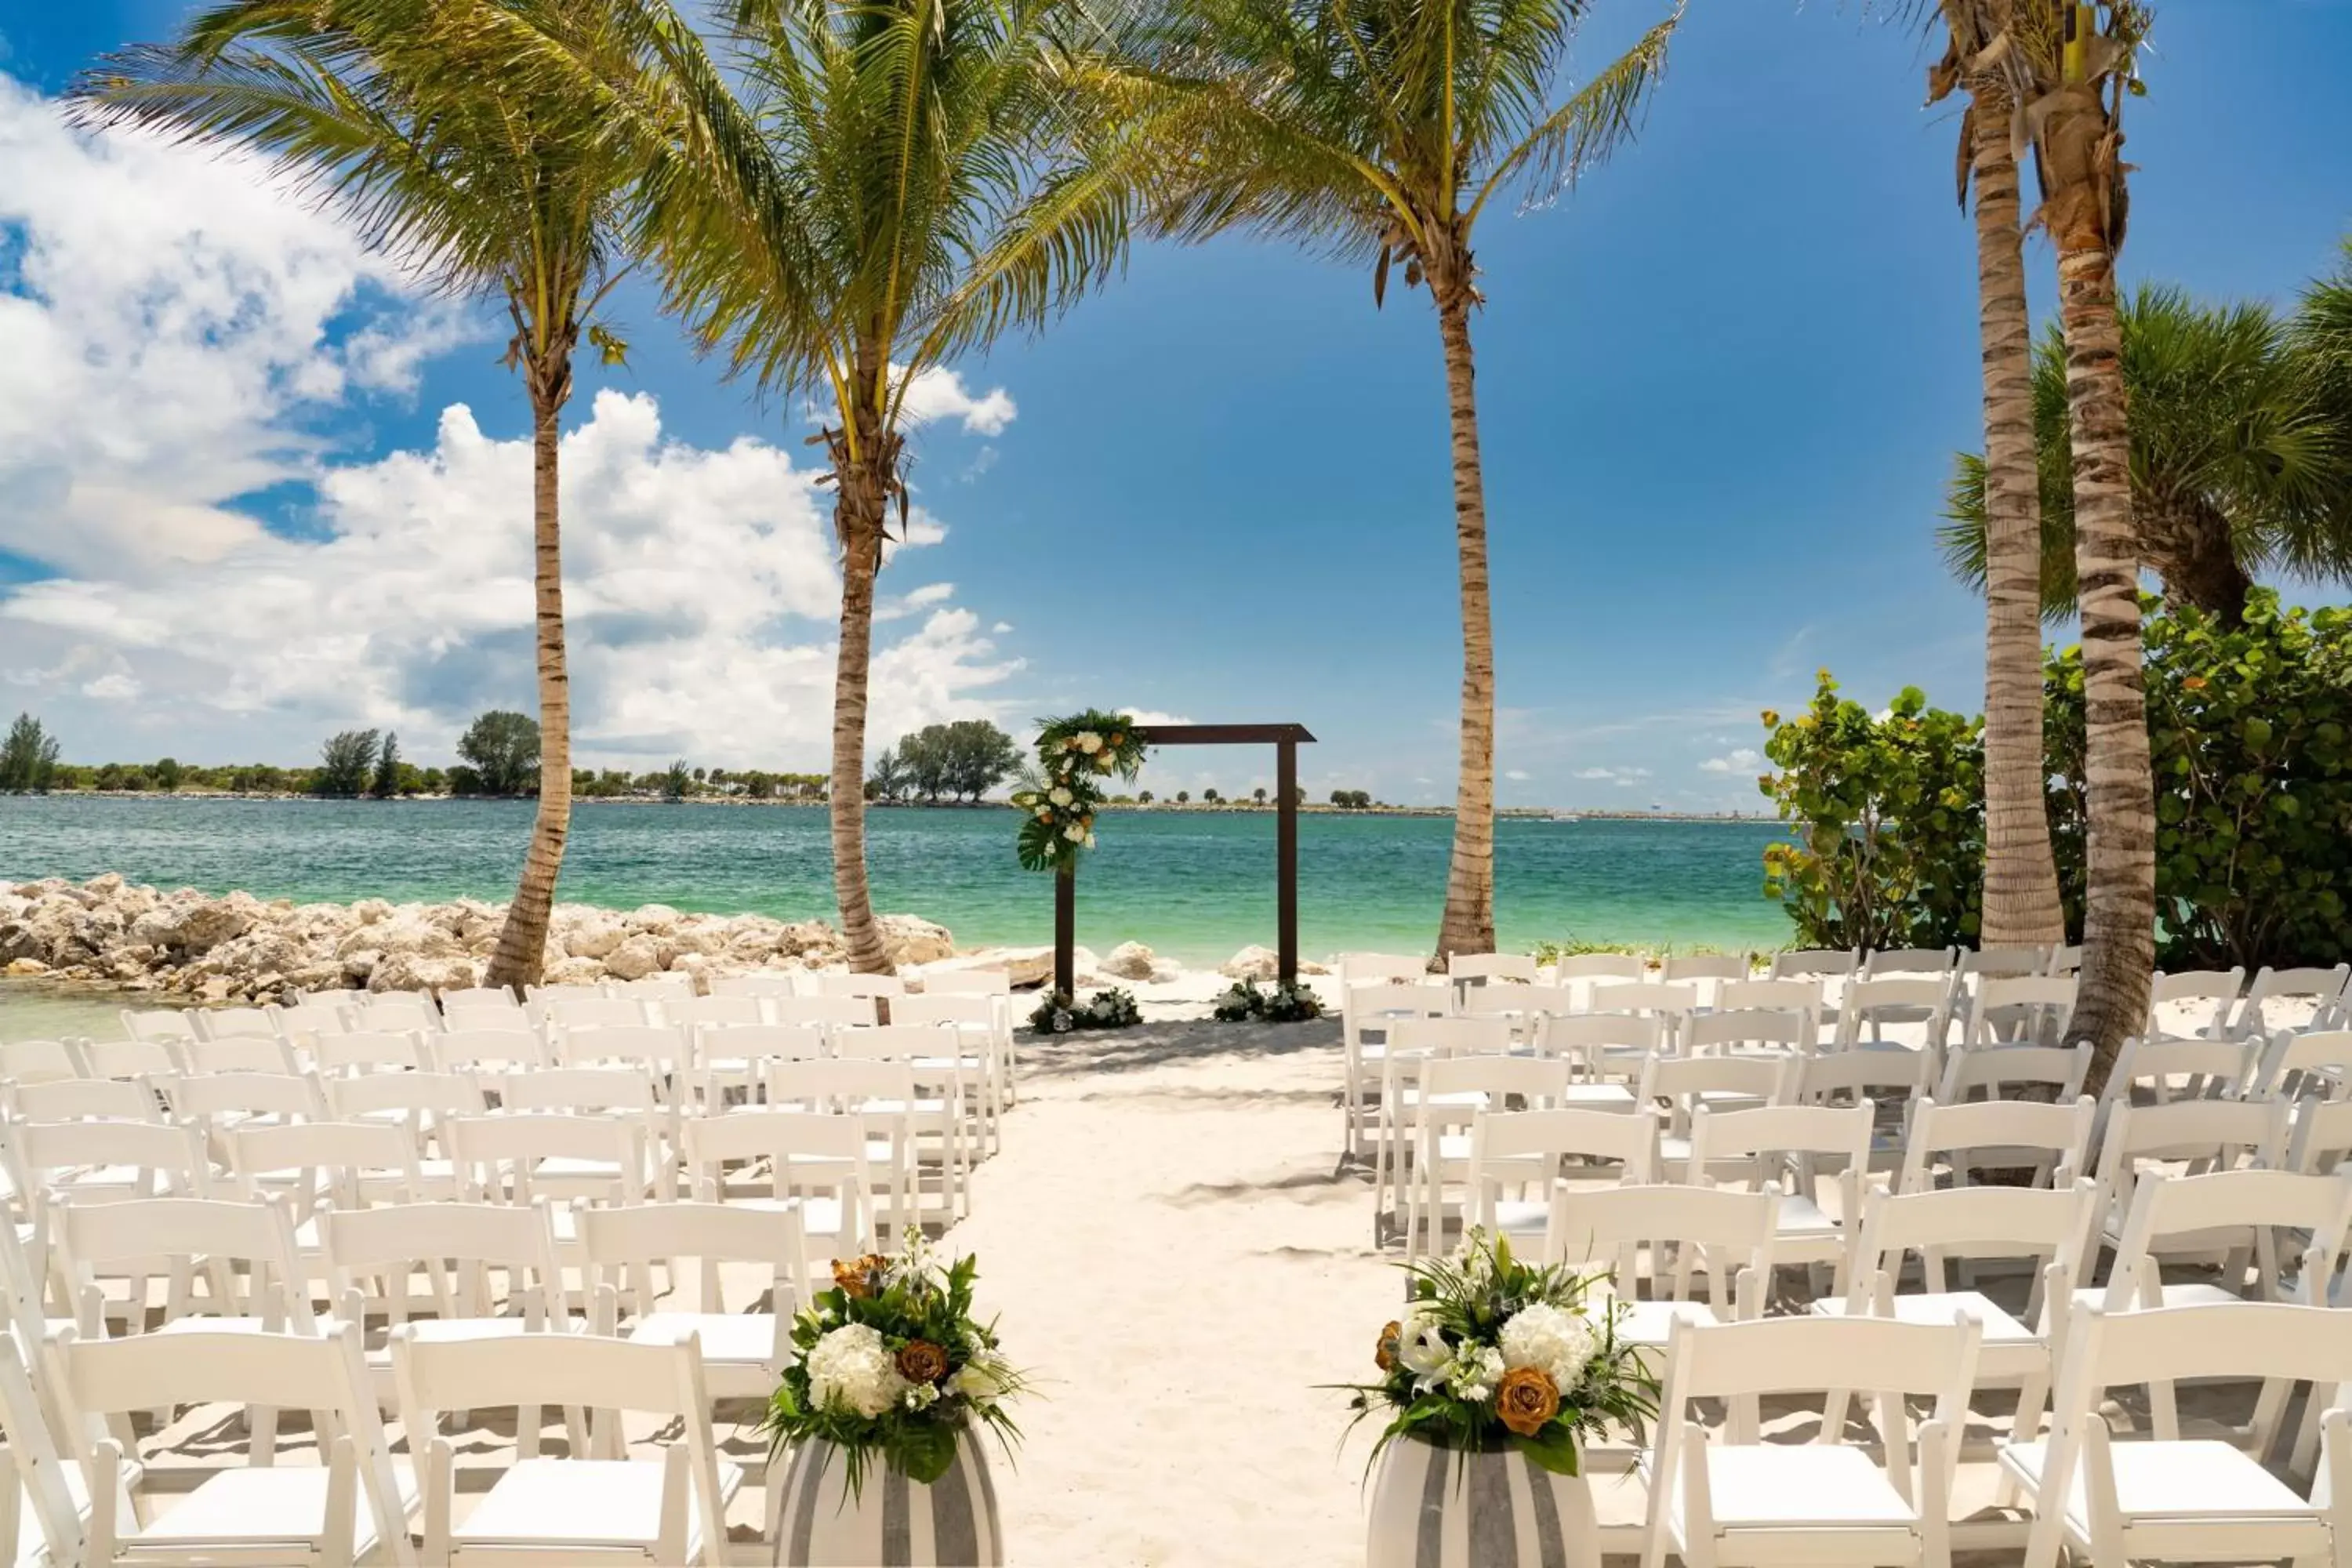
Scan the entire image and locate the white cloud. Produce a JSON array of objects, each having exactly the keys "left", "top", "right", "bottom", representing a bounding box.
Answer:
[
  {"left": 876, "top": 581, "right": 956, "bottom": 622},
  {"left": 1504, "top": 769, "right": 1530, "bottom": 782},
  {"left": 0, "top": 75, "right": 469, "bottom": 583},
  {"left": 1113, "top": 707, "right": 1194, "bottom": 728},
  {"left": 1699, "top": 749, "right": 1762, "bottom": 775},
  {"left": 1573, "top": 765, "right": 1650, "bottom": 786},
  {"left": 4, "top": 390, "right": 1022, "bottom": 764},
  {"left": 896, "top": 367, "right": 1017, "bottom": 437}
]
